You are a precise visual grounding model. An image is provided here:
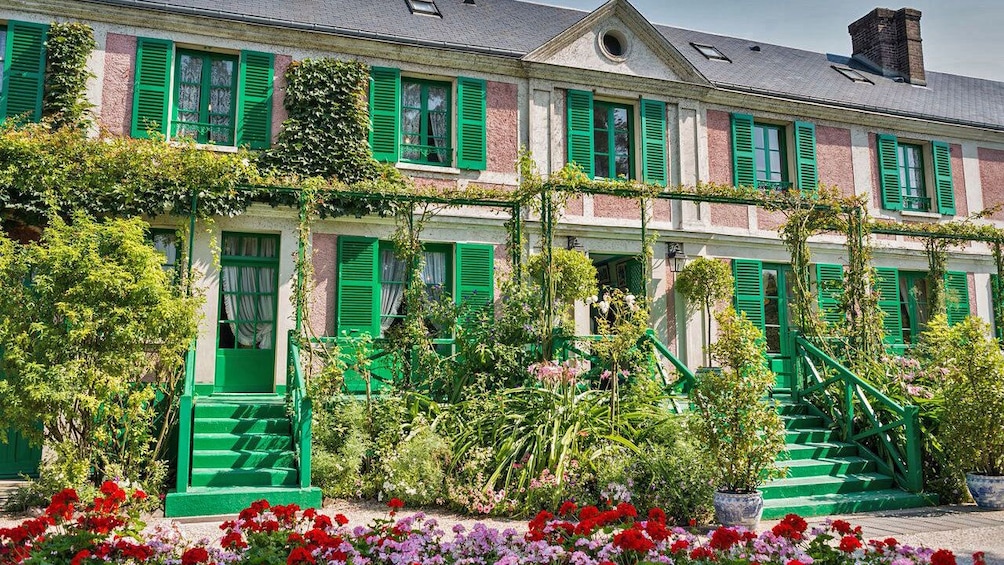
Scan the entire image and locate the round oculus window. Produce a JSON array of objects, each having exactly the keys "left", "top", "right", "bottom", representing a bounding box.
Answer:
[{"left": 600, "top": 30, "right": 627, "bottom": 59}]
